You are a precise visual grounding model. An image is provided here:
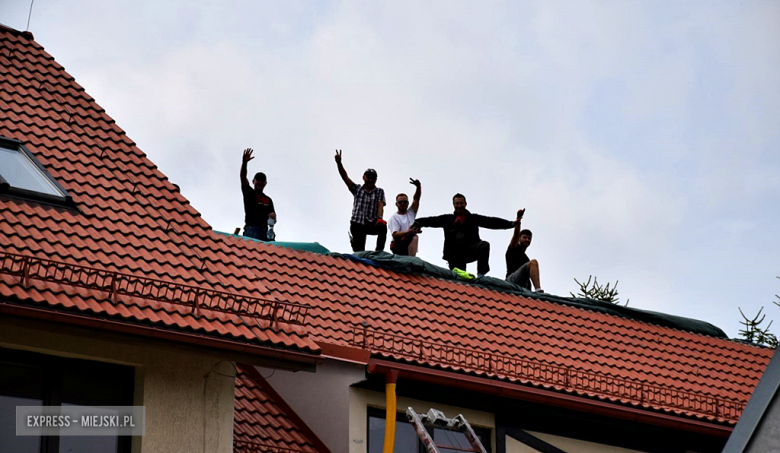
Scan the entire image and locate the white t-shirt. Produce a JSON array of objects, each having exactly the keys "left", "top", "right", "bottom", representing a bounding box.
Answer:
[{"left": 389, "top": 209, "right": 416, "bottom": 234}]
